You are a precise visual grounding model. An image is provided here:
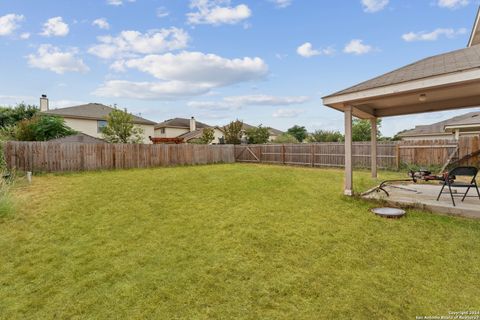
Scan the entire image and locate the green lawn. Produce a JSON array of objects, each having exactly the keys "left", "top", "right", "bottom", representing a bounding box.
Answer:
[{"left": 1, "top": 164, "right": 479, "bottom": 319}]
